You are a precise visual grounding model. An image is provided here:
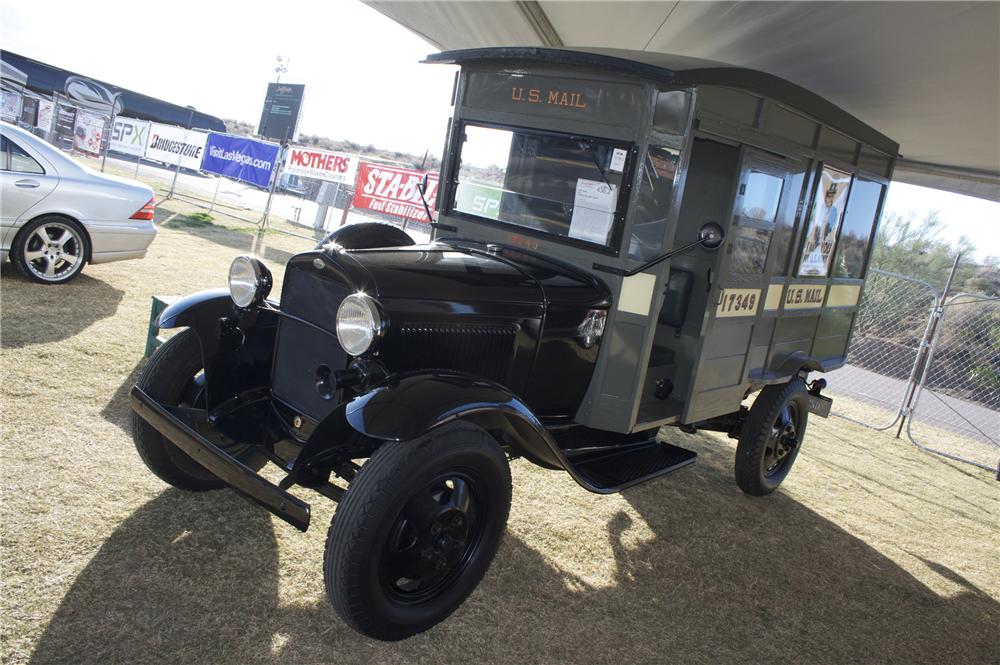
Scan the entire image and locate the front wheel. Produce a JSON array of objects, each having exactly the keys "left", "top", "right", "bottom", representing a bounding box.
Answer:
[
  {"left": 734, "top": 379, "right": 810, "bottom": 496},
  {"left": 324, "top": 422, "right": 511, "bottom": 641}
]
